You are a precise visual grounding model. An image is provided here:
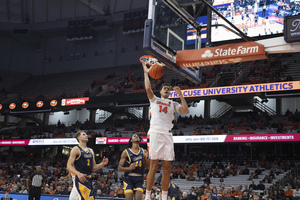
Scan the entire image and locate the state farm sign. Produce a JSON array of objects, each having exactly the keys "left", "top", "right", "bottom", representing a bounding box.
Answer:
[{"left": 176, "top": 41, "right": 267, "bottom": 67}]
